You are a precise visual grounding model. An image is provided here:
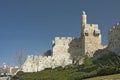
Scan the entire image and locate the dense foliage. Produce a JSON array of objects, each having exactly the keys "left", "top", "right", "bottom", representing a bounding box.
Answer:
[{"left": 12, "top": 53, "right": 120, "bottom": 80}]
